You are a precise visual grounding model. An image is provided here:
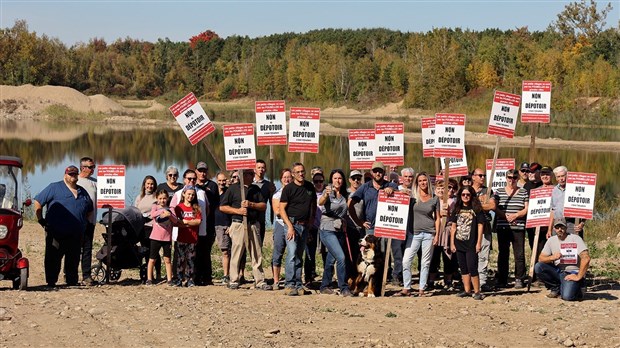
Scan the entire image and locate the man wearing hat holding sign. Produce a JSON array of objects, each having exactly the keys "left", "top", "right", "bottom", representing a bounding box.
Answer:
[
  {"left": 34, "top": 165, "right": 94, "bottom": 287},
  {"left": 535, "top": 218, "right": 590, "bottom": 301}
]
